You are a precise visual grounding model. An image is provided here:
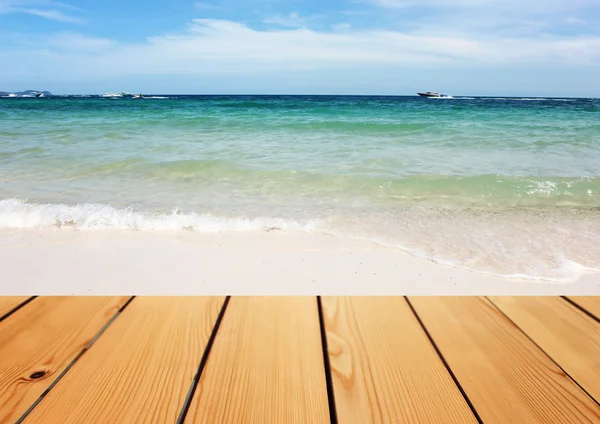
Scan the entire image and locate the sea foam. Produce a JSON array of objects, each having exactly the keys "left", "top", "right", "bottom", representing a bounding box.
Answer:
[
  {"left": 1, "top": 198, "right": 598, "bottom": 284},
  {"left": 0, "top": 199, "right": 317, "bottom": 232}
]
